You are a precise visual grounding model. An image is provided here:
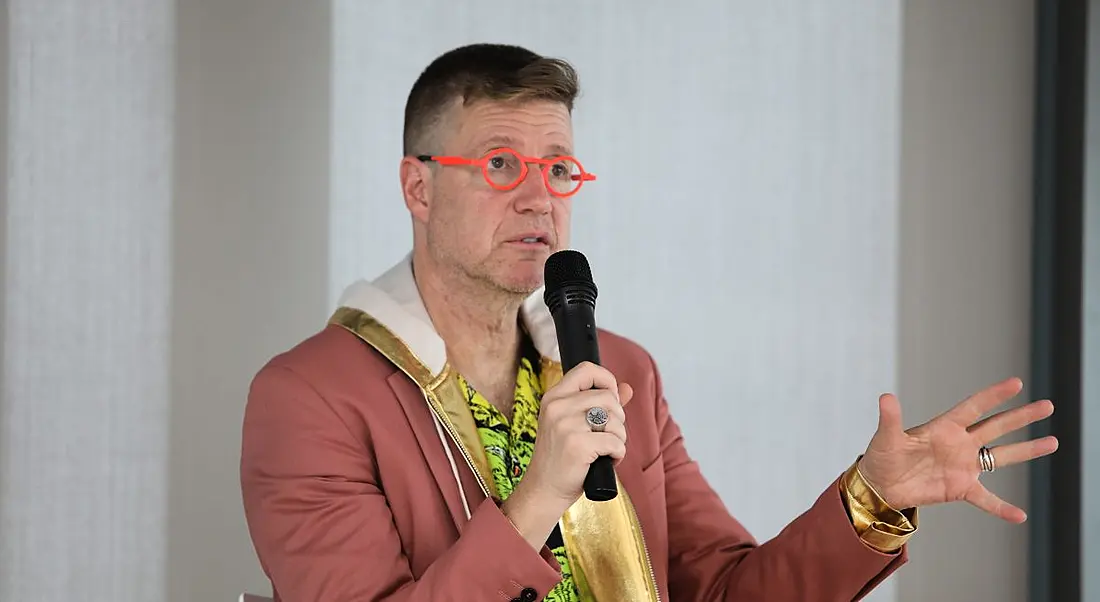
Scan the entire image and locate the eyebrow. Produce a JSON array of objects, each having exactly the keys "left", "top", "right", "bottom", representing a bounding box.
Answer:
[{"left": 475, "top": 135, "right": 573, "bottom": 158}]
